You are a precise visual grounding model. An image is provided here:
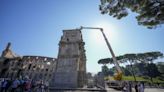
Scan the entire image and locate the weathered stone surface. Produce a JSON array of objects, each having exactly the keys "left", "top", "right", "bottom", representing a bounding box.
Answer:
[
  {"left": 53, "top": 29, "right": 87, "bottom": 88},
  {"left": 1, "top": 42, "right": 18, "bottom": 58}
]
